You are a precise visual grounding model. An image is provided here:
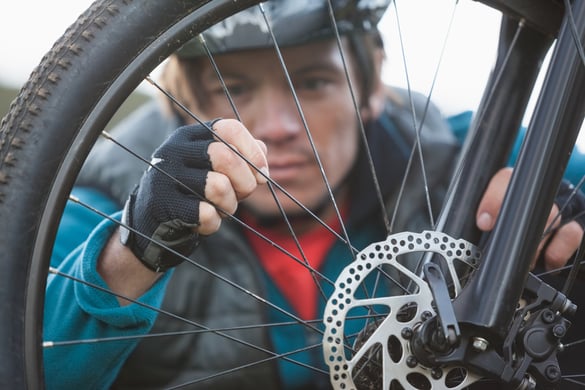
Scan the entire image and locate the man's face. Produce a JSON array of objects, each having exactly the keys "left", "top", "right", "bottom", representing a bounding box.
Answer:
[{"left": 197, "top": 39, "right": 364, "bottom": 218}]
